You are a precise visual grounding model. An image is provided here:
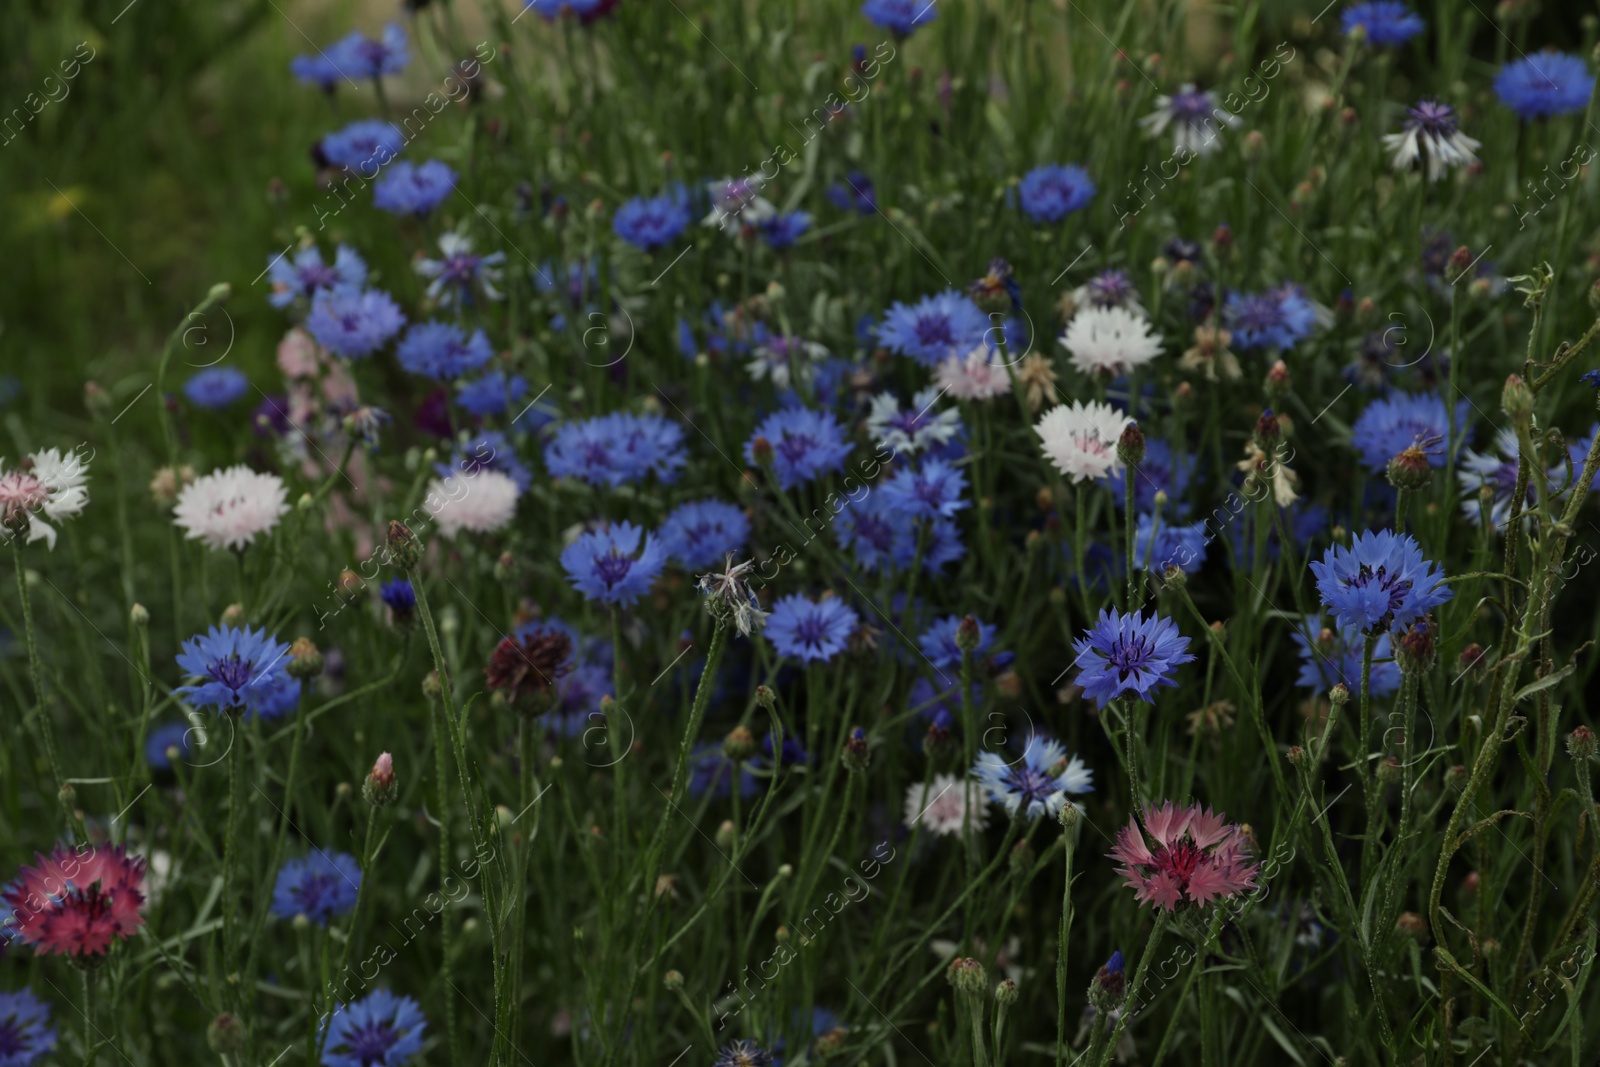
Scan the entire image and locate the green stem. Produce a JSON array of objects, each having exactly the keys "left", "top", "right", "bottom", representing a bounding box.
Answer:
[{"left": 1093, "top": 912, "right": 1170, "bottom": 1067}]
